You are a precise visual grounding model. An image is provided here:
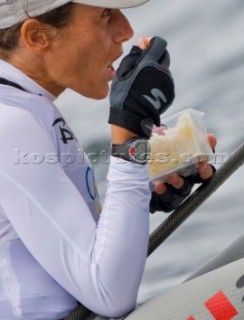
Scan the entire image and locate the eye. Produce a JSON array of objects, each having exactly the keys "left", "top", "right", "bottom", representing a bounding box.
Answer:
[{"left": 102, "top": 9, "right": 113, "bottom": 18}]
